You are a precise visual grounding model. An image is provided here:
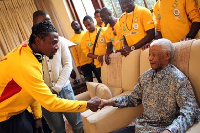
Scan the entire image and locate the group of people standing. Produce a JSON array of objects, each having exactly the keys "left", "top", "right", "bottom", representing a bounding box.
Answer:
[{"left": 70, "top": 0, "right": 200, "bottom": 81}]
